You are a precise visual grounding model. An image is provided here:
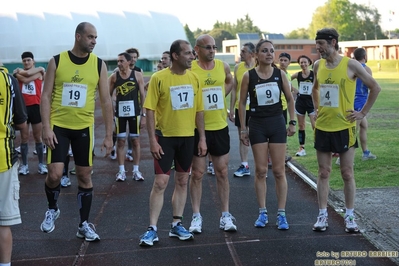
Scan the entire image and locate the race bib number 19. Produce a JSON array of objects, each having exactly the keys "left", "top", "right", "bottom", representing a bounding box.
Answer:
[
  {"left": 170, "top": 85, "right": 194, "bottom": 110},
  {"left": 61, "top": 83, "right": 88, "bottom": 108}
]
